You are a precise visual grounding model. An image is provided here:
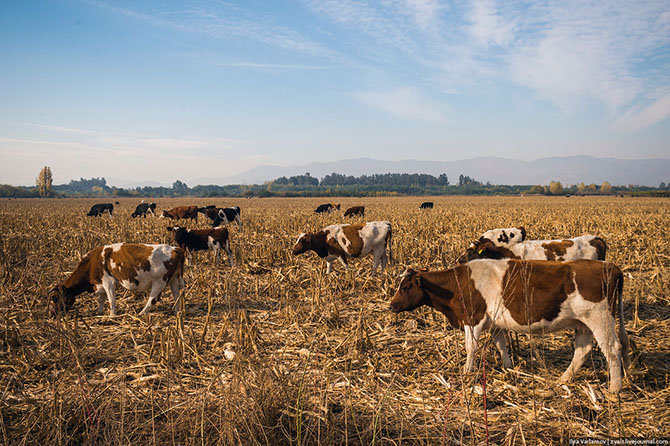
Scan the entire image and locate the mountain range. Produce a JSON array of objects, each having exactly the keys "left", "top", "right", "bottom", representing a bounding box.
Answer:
[{"left": 184, "top": 156, "right": 670, "bottom": 187}]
